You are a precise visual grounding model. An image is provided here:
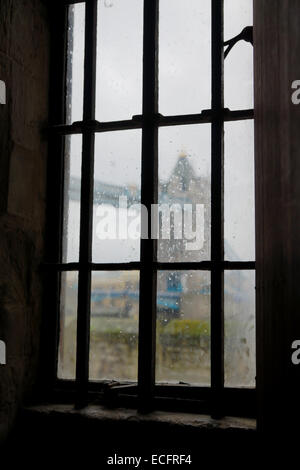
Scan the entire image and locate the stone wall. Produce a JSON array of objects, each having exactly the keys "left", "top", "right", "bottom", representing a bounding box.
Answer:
[{"left": 0, "top": 0, "right": 50, "bottom": 444}]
